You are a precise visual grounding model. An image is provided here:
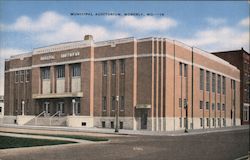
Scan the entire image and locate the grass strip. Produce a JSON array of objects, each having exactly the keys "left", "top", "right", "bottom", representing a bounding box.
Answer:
[
  {"left": 0, "top": 135, "right": 76, "bottom": 149},
  {"left": 0, "top": 131, "right": 108, "bottom": 142}
]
